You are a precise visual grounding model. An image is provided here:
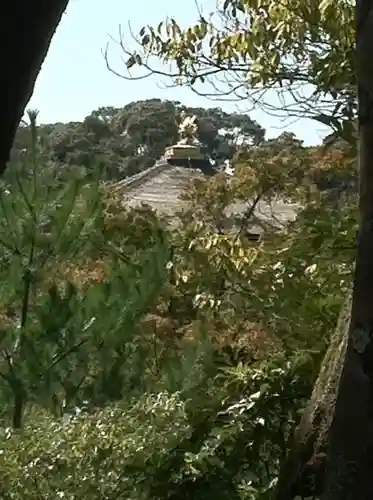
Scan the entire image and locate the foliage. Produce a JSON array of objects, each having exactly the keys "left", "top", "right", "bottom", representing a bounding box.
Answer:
[
  {"left": 115, "top": 0, "right": 355, "bottom": 142},
  {"left": 9, "top": 99, "right": 265, "bottom": 181},
  {"left": 2, "top": 0, "right": 358, "bottom": 496},
  {"left": 0, "top": 94, "right": 359, "bottom": 500},
  {"left": 0, "top": 354, "right": 313, "bottom": 500},
  {"left": 0, "top": 113, "right": 172, "bottom": 427},
  {"left": 169, "top": 150, "right": 356, "bottom": 354}
]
